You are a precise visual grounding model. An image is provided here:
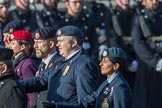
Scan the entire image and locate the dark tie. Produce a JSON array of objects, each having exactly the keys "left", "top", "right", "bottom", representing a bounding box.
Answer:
[{"left": 40, "top": 62, "right": 46, "bottom": 72}]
